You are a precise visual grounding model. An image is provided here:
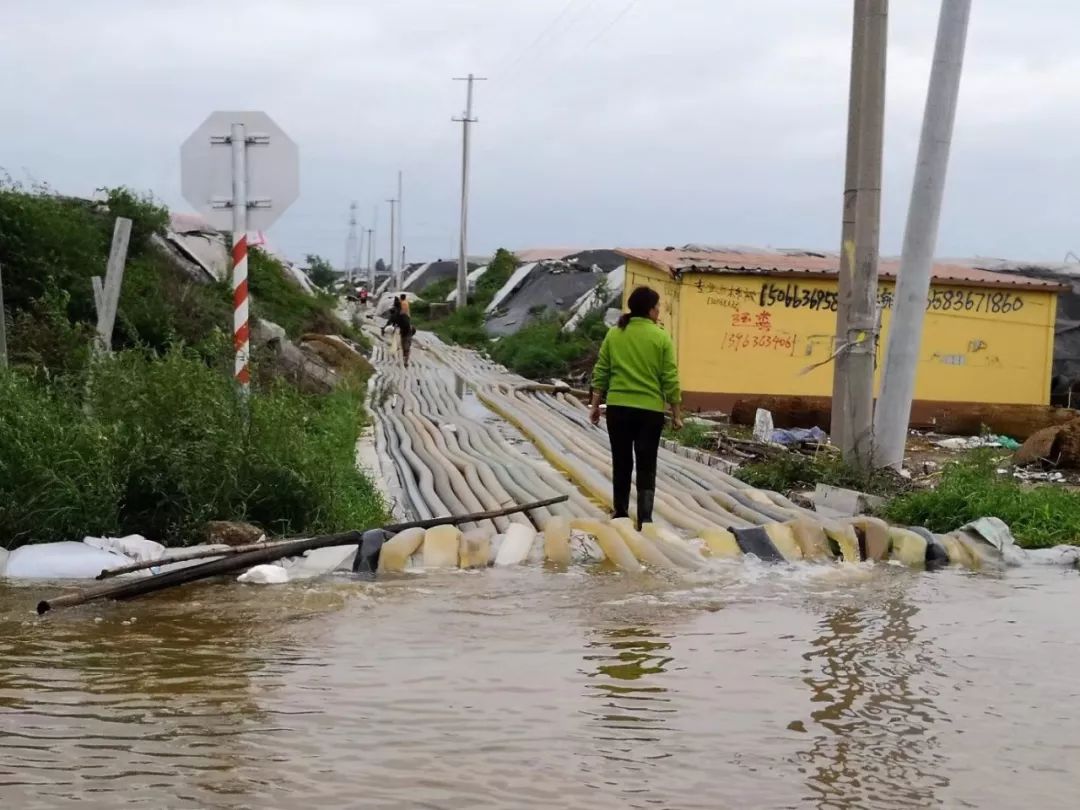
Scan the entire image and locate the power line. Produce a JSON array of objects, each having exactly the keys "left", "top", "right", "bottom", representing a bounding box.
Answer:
[{"left": 584, "top": 0, "right": 641, "bottom": 48}]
